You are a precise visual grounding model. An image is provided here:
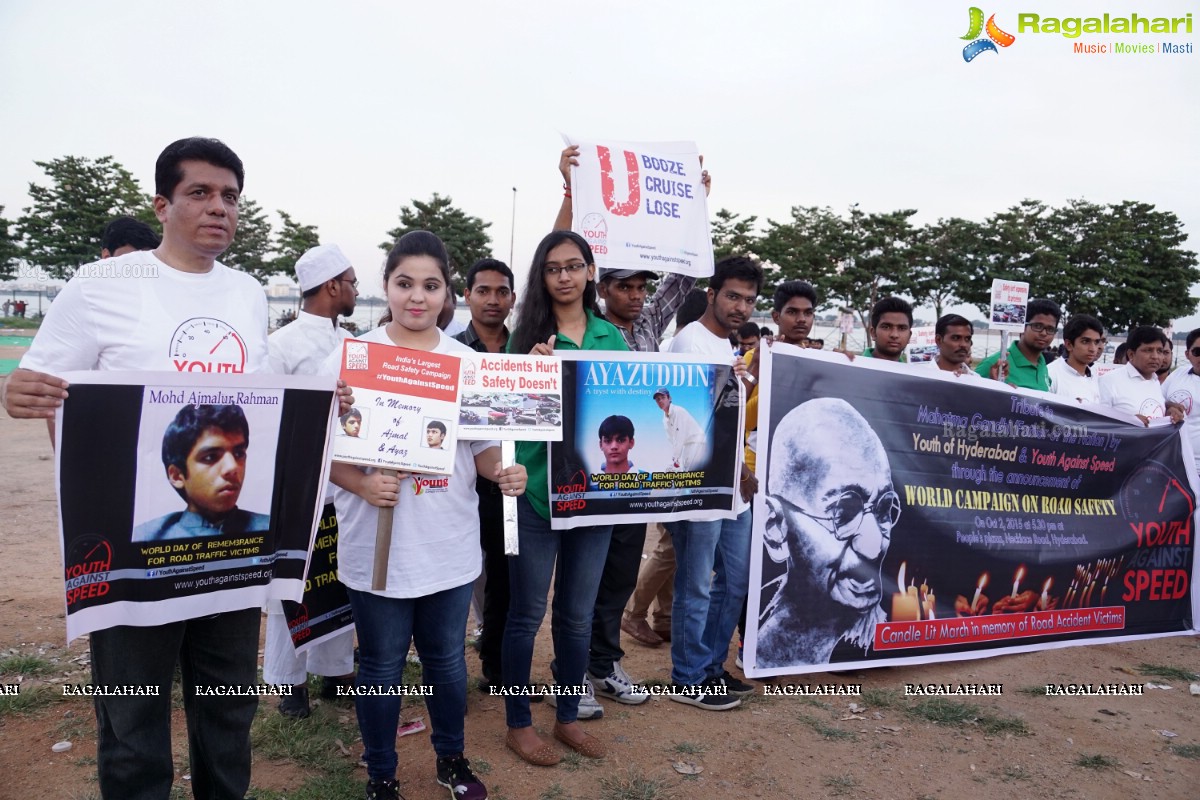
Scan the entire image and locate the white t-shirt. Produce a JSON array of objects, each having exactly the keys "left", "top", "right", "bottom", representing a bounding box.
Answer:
[
  {"left": 1162, "top": 367, "right": 1200, "bottom": 468},
  {"left": 270, "top": 309, "right": 349, "bottom": 506},
  {"left": 665, "top": 320, "right": 746, "bottom": 512},
  {"left": 21, "top": 251, "right": 269, "bottom": 375},
  {"left": 1098, "top": 363, "right": 1165, "bottom": 419},
  {"left": 919, "top": 358, "right": 984, "bottom": 380},
  {"left": 268, "top": 309, "right": 352, "bottom": 377},
  {"left": 329, "top": 326, "right": 499, "bottom": 598},
  {"left": 667, "top": 321, "right": 737, "bottom": 359},
  {"left": 1047, "top": 358, "right": 1100, "bottom": 404}
]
